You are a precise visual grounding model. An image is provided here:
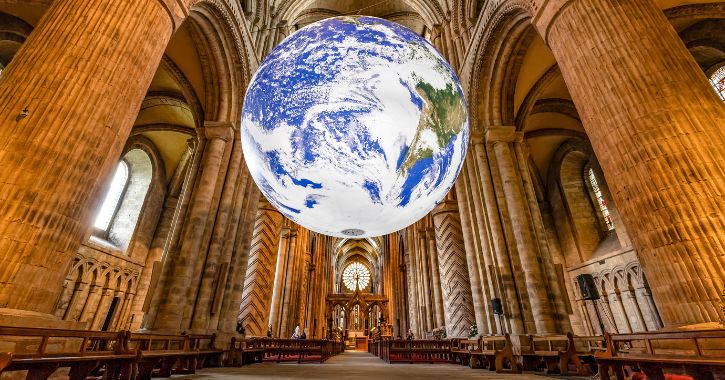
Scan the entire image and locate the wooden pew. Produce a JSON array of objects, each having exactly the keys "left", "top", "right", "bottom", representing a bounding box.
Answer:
[
  {"left": 470, "top": 333, "right": 520, "bottom": 373},
  {"left": 451, "top": 338, "right": 477, "bottom": 366},
  {"left": 0, "top": 326, "right": 136, "bottom": 380},
  {"left": 385, "top": 340, "right": 452, "bottom": 364},
  {"left": 519, "top": 334, "right": 568, "bottom": 373},
  {"left": 188, "top": 333, "right": 223, "bottom": 369},
  {"left": 520, "top": 333, "right": 597, "bottom": 375},
  {"left": 257, "top": 339, "right": 337, "bottom": 363},
  {"left": 595, "top": 330, "right": 725, "bottom": 380},
  {"left": 128, "top": 332, "right": 198, "bottom": 379},
  {"left": 225, "top": 337, "right": 264, "bottom": 366}
]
